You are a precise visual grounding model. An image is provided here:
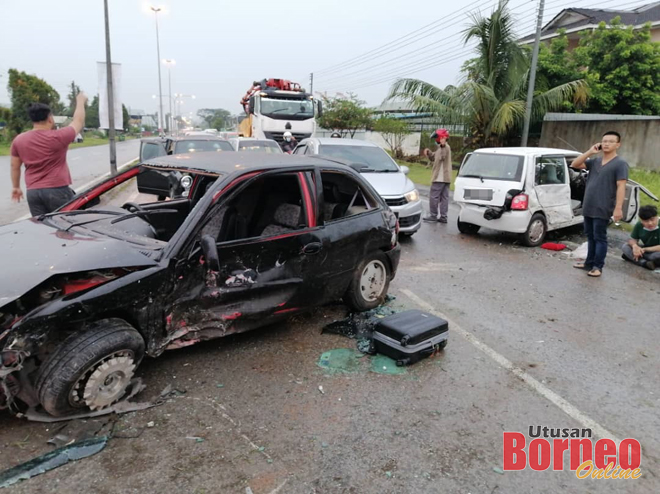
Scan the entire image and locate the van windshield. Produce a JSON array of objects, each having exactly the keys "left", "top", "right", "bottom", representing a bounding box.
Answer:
[{"left": 459, "top": 153, "right": 525, "bottom": 182}]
